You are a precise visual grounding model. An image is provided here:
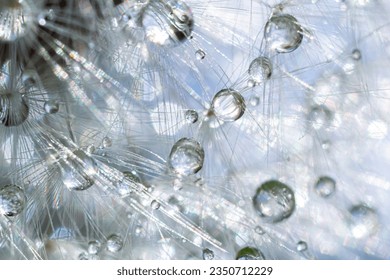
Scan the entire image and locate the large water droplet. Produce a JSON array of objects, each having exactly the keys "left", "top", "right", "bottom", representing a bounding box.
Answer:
[
  {"left": 253, "top": 180, "right": 295, "bottom": 223},
  {"left": 0, "top": 184, "right": 26, "bottom": 217},
  {"left": 248, "top": 57, "right": 272, "bottom": 85},
  {"left": 314, "top": 176, "right": 336, "bottom": 198},
  {"left": 264, "top": 14, "right": 303, "bottom": 53},
  {"left": 106, "top": 234, "right": 123, "bottom": 253},
  {"left": 236, "top": 247, "right": 265, "bottom": 260},
  {"left": 202, "top": 248, "right": 214, "bottom": 260},
  {"left": 143, "top": 0, "right": 194, "bottom": 47},
  {"left": 61, "top": 149, "right": 97, "bottom": 191},
  {"left": 348, "top": 205, "right": 379, "bottom": 239},
  {"left": 168, "top": 138, "right": 205, "bottom": 176},
  {"left": 211, "top": 89, "right": 246, "bottom": 122}
]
